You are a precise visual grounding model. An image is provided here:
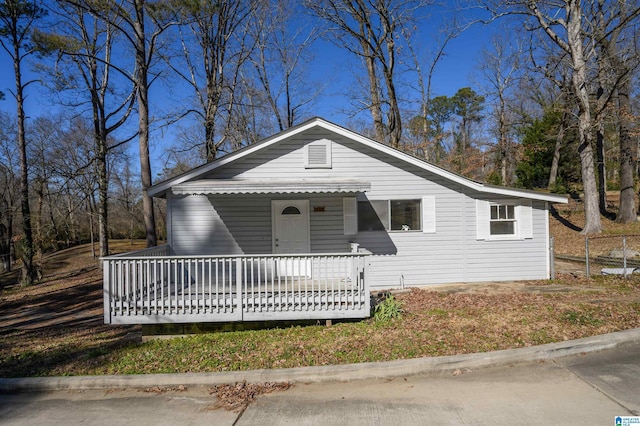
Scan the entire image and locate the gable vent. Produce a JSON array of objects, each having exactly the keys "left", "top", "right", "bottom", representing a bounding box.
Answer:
[
  {"left": 305, "top": 139, "right": 332, "bottom": 168},
  {"left": 308, "top": 144, "right": 327, "bottom": 165}
]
